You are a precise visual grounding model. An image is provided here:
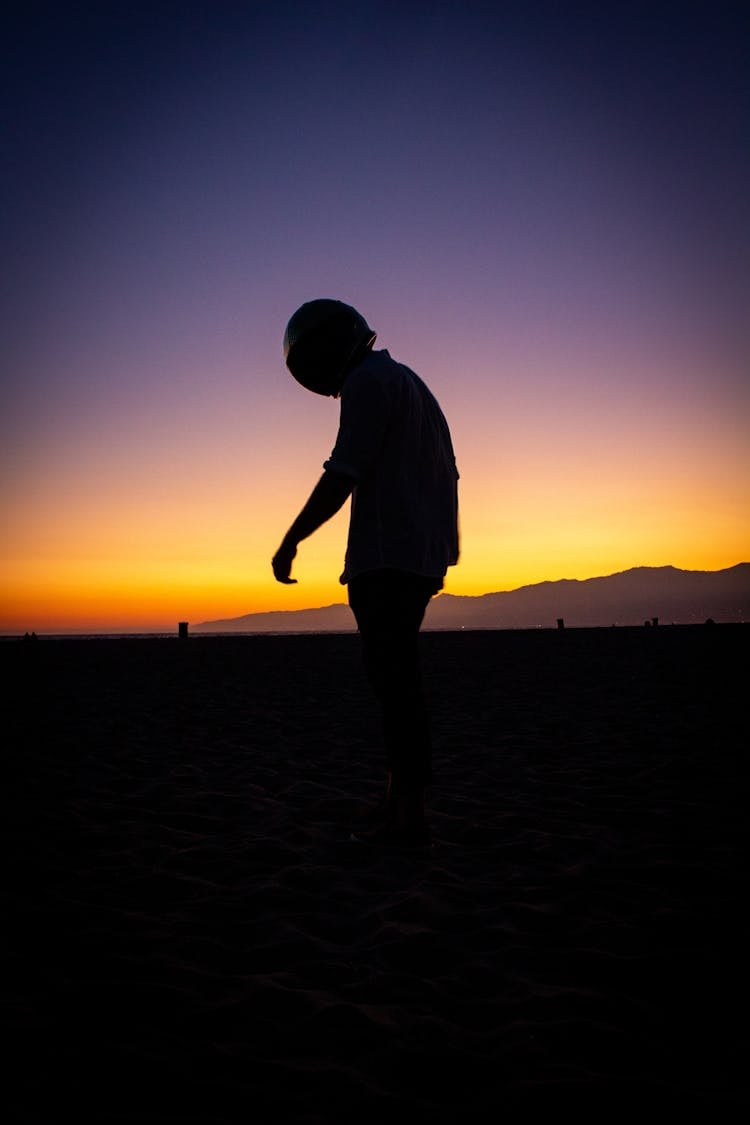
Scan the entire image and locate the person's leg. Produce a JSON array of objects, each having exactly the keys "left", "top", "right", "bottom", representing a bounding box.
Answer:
[{"left": 348, "top": 570, "right": 441, "bottom": 832}]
